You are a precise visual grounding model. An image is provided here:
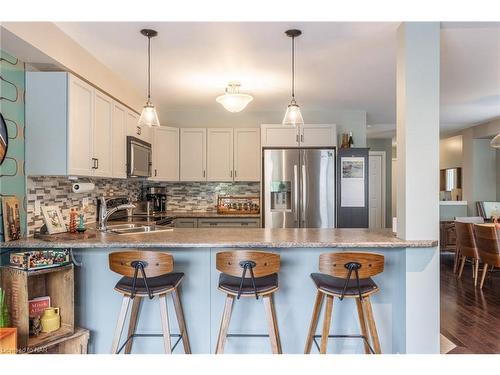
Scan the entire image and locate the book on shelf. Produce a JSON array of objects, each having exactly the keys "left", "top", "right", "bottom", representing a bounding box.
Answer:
[{"left": 28, "top": 296, "right": 50, "bottom": 318}]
